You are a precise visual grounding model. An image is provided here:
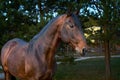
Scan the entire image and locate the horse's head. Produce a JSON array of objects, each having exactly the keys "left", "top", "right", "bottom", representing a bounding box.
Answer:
[{"left": 59, "top": 12, "right": 88, "bottom": 56}]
